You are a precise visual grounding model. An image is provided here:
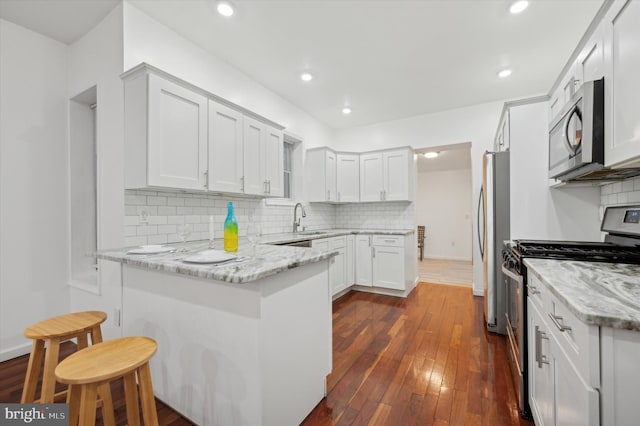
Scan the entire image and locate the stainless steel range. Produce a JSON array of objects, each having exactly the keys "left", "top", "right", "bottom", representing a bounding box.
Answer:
[{"left": 502, "top": 204, "right": 640, "bottom": 418}]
